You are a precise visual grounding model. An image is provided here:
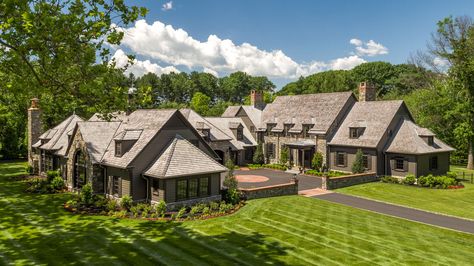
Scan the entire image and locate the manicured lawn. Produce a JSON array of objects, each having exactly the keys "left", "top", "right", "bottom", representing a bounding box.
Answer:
[
  {"left": 451, "top": 165, "right": 474, "bottom": 180},
  {"left": 337, "top": 180, "right": 474, "bottom": 220},
  {"left": 1, "top": 161, "right": 474, "bottom": 265}
]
